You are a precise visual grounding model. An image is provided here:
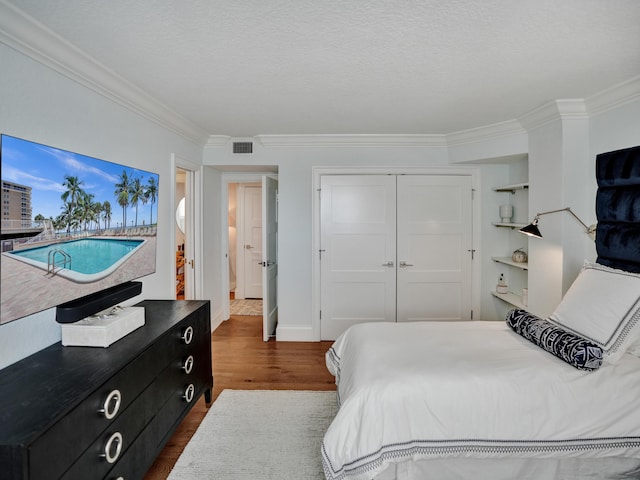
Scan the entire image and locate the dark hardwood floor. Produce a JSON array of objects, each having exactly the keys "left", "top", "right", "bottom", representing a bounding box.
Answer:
[{"left": 144, "top": 314, "right": 336, "bottom": 479}]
